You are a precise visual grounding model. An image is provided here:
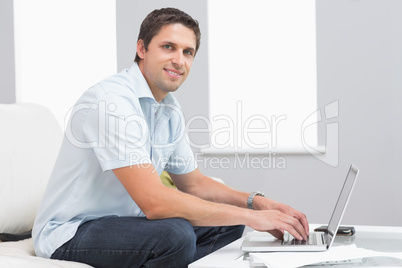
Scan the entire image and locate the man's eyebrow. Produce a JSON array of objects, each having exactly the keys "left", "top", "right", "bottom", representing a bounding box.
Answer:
[
  {"left": 160, "top": 41, "right": 175, "bottom": 46},
  {"left": 185, "top": 47, "right": 196, "bottom": 53}
]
